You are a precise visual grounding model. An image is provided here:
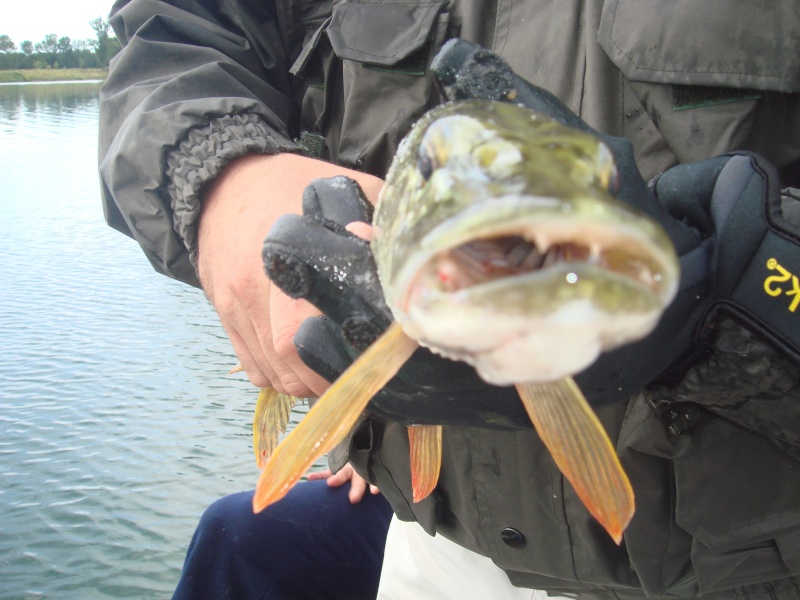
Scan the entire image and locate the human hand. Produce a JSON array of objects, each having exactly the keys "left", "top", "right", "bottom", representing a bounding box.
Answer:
[
  {"left": 307, "top": 463, "right": 381, "bottom": 504},
  {"left": 197, "top": 153, "right": 382, "bottom": 397}
]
